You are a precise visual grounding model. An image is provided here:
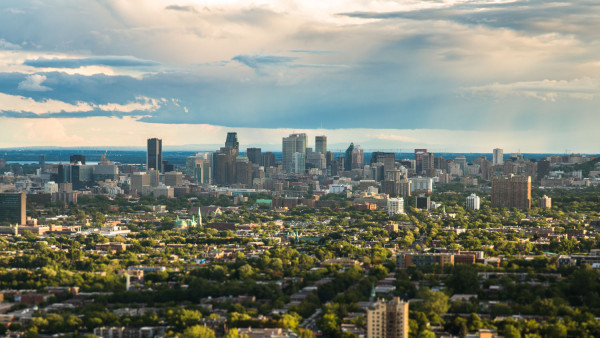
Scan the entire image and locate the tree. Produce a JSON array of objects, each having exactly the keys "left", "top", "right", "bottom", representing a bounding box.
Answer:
[
  {"left": 503, "top": 324, "right": 521, "bottom": 338},
  {"left": 297, "top": 328, "right": 316, "bottom": 338},
  {"left": 418, "top": 288, "right": 450, "bottom": 315},
  {"left": 181, "top": 325, "right": 216, "bottom": 338}
]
